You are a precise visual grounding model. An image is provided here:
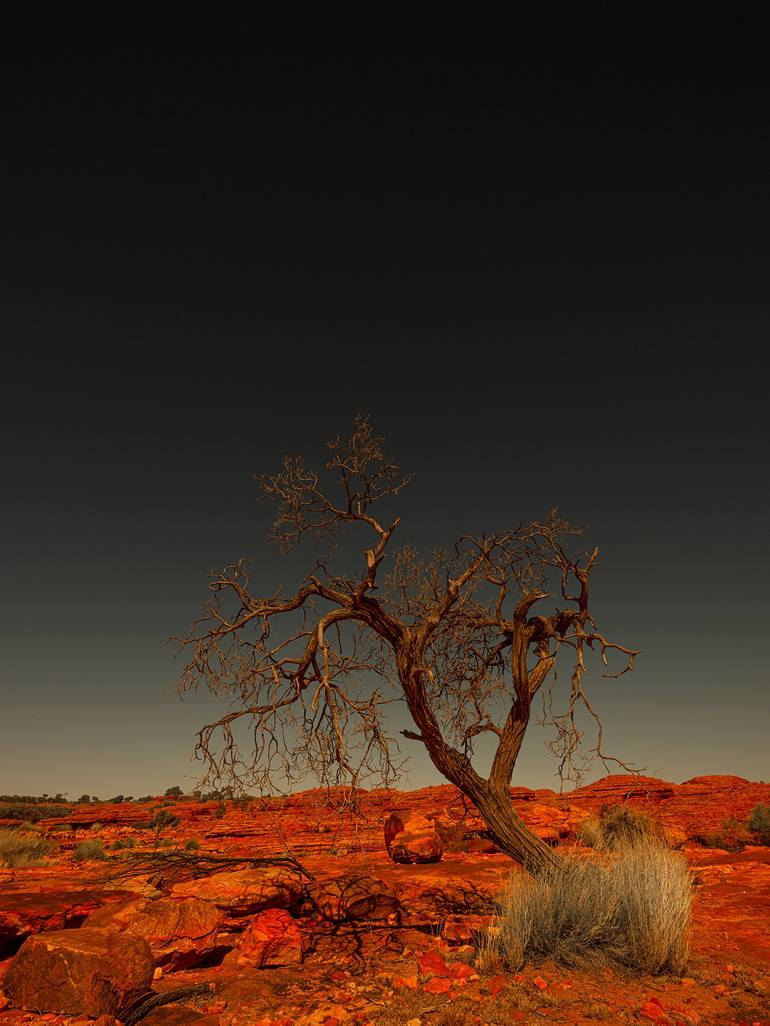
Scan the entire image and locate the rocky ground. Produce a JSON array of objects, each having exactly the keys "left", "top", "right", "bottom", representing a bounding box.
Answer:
[{"left": 1, "top": 774, "right": 769, "bottom": 1026}]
